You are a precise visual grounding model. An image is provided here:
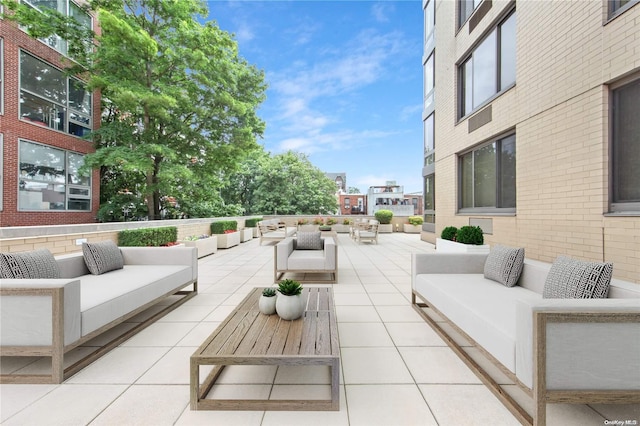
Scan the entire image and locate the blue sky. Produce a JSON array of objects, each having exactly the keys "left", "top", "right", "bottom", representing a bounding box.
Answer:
[{"left": 206, "top": 1, "right": 424, "bottom": 194}]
